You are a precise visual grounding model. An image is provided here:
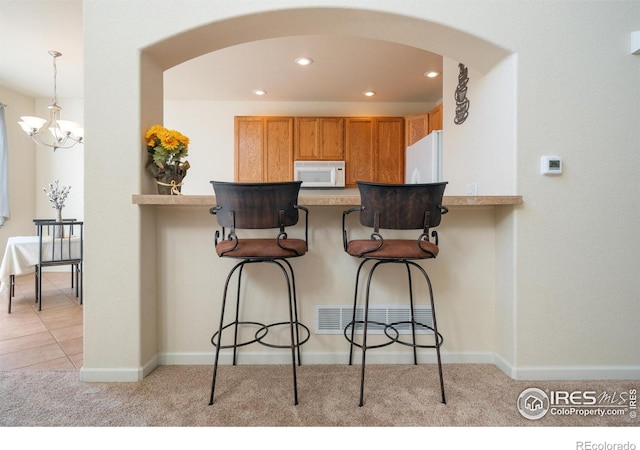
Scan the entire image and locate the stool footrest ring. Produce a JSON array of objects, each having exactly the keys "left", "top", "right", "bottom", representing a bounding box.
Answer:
[
  {"left": 344, "top": 320, "right": 400, "bottom": 350},
  {"left": 384, "top": 321, "right": 444, "bottom": 349},
  {"left": 212, "top": 320, "right": 311, "bottom": 350},
  {"left": 211, "top": 321, "right": 266, "bottom": 349},
  {"left": 255, "top": 321, "right": 311, "bottom": 349}
]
